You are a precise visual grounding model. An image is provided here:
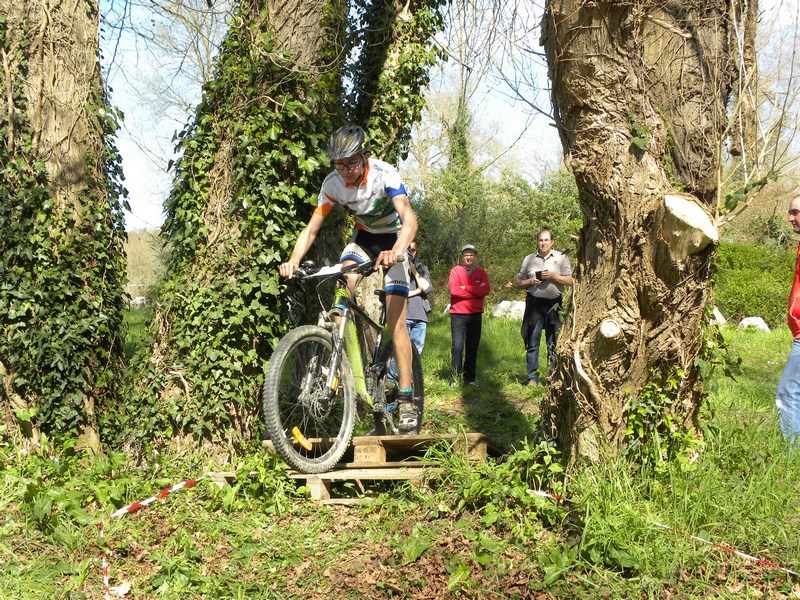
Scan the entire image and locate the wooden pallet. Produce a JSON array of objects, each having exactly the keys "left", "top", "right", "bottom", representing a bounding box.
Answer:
[
  {"left": 288, "top": 432, "right": 502, "bottom": 502},
  {"left": 347, "top": 432, "right": 499, "bottom": 465}
]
